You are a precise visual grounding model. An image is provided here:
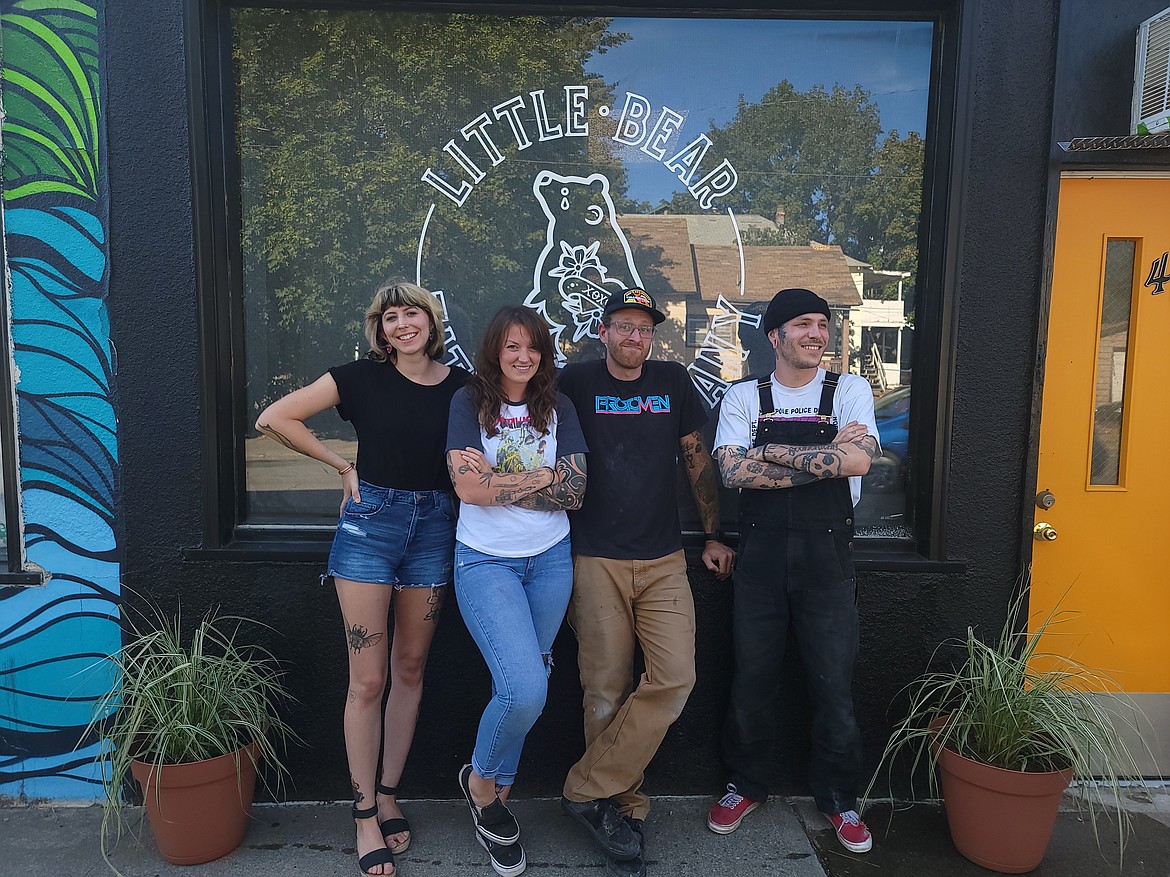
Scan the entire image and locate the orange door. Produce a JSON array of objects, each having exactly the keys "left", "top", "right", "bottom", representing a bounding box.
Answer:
[{"left": 1032, "top": 173, "right": 1170, "bottom": 774}]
